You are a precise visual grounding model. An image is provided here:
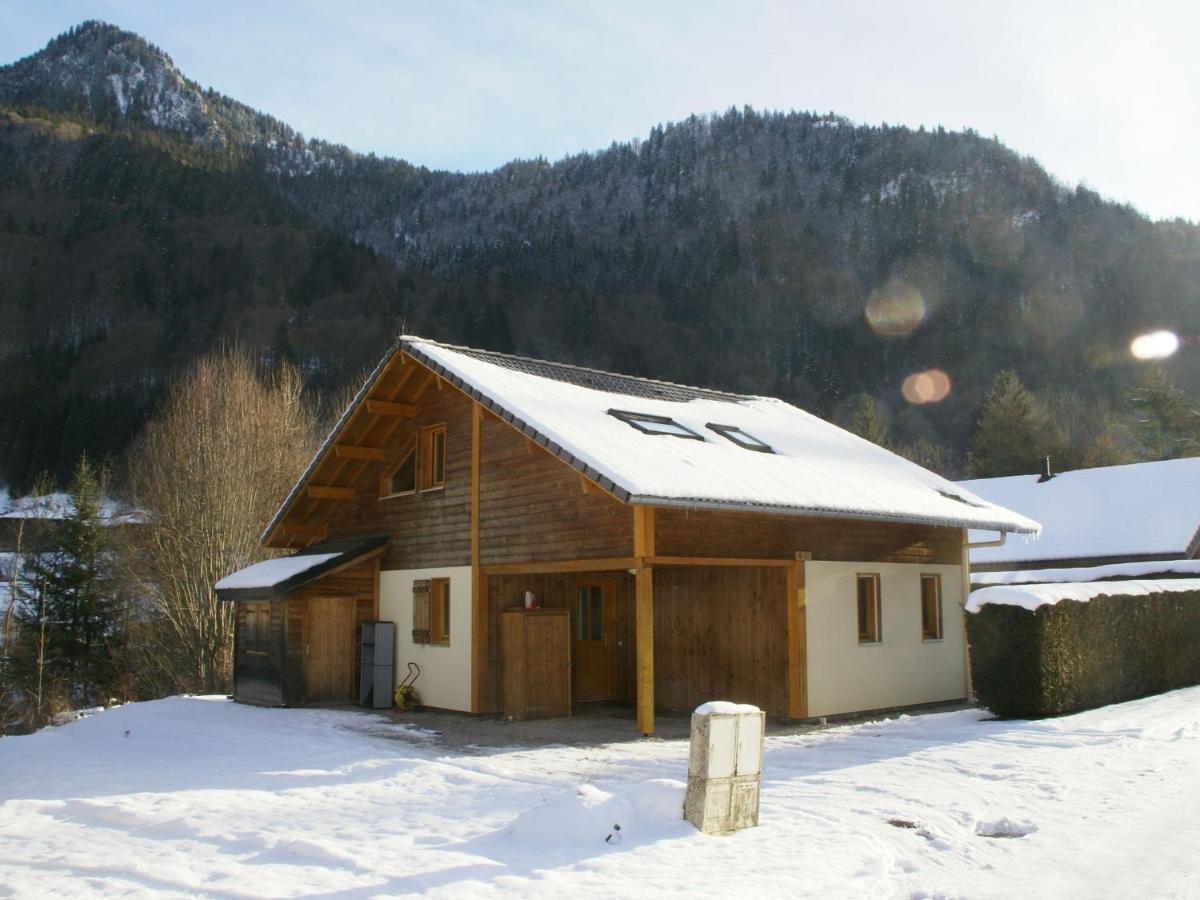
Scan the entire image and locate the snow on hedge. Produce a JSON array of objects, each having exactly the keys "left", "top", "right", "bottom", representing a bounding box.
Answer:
[
  {"left": 973, "top": 558, "right": 1200, "bottom": 586},
  {"left": 214, "top": 553, "right": 339, "bottom": 591},
  {"left": 967, "top": 577, "right": 1200, "bottom": 613},
  {"left": 960, "top": 457, "right": 1200, "bottom": 566}
]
